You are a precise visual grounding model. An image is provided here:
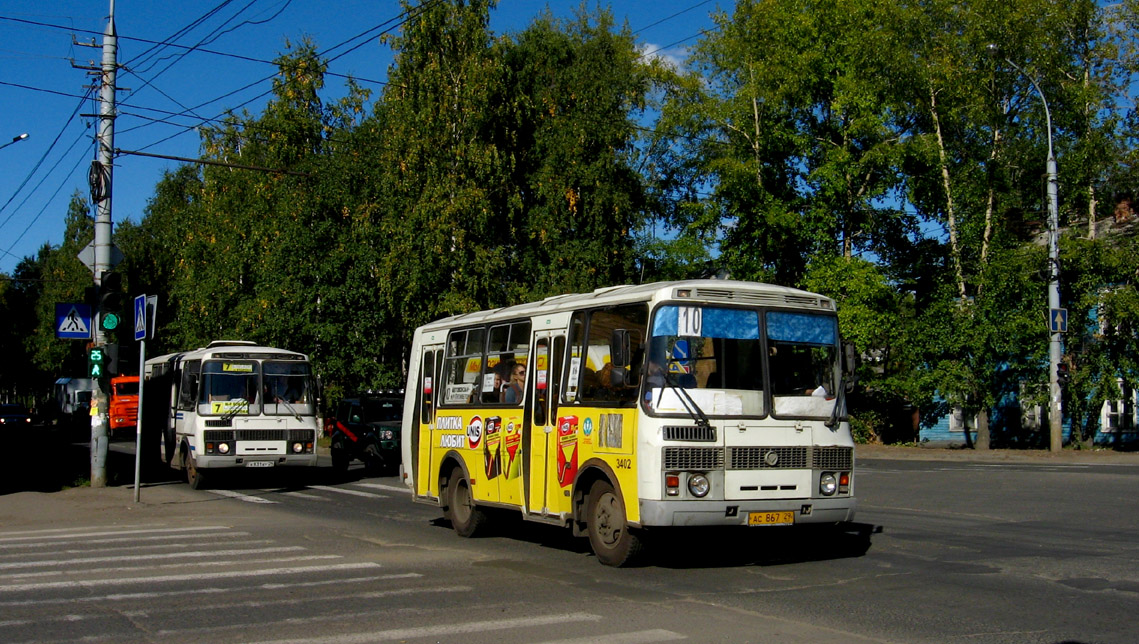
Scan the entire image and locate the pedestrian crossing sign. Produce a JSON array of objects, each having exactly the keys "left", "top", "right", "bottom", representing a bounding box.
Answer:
[{"left": 55, "top": 303, "right": 92, "bottom": 340}]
